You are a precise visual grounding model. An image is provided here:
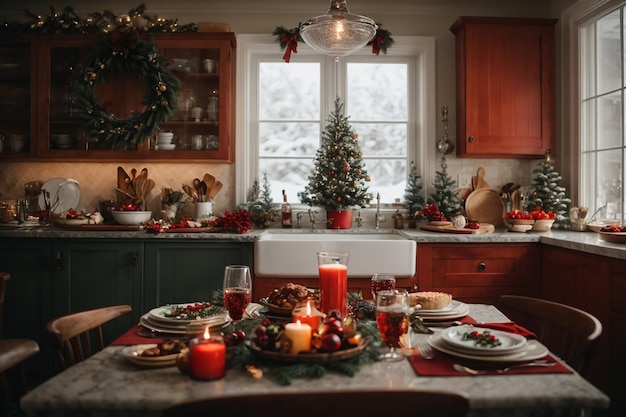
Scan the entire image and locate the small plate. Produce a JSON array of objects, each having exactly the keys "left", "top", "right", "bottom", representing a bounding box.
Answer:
[
  {"left": 599, "top": 232, "right": 626, "bottom": 244},
  {"left": 38, "top": 178, "right": 81, "bottom": 216},
  {"left": 417, "top": 300, "right": 468, "bottom": 318},
  {"left": 121, "top": 344, "right": 178, "bottom": 367},
  {"left": 148, "top": 303, "right": 223, "bottom": 324},
  {"left": 429, "top": 221, "right": 452, "bottom": 227},
  {"left": 440, "top": 325, "right": 528, "bottom": 355},
  {"left": 428, "top": 333, "right": 549, "bottom": 363}
]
